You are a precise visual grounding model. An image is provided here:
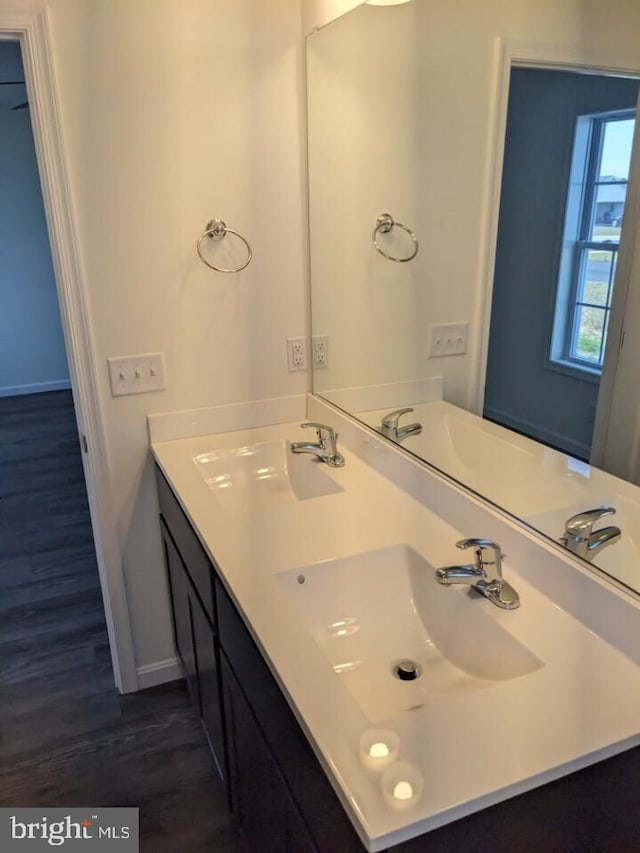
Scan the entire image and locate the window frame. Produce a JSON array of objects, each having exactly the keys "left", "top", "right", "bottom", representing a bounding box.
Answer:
[{"left": 550, "top": 109, "right": 635, "bottom": 377}]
